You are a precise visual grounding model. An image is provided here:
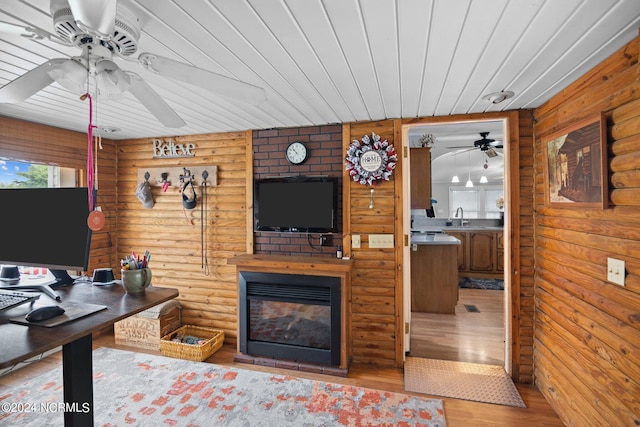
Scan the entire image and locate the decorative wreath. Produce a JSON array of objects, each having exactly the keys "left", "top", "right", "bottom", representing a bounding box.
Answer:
[{"left": 345, "top": 132, "right": 397, "bottom": 186}]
